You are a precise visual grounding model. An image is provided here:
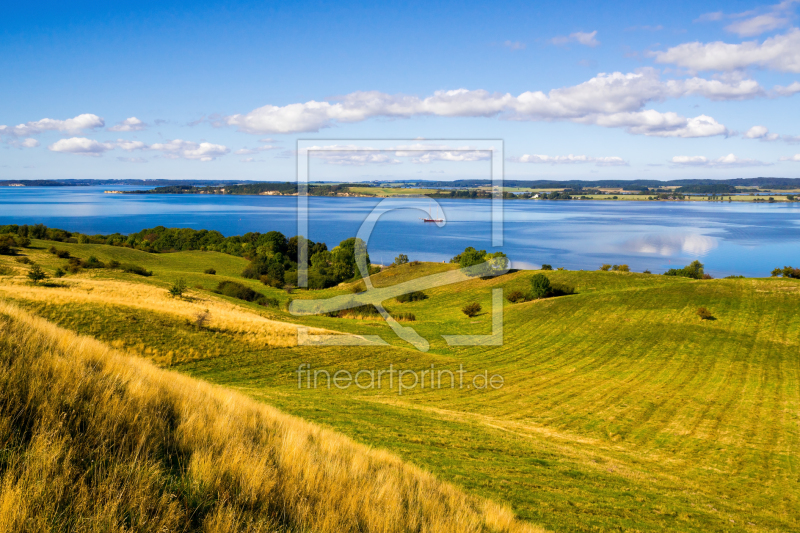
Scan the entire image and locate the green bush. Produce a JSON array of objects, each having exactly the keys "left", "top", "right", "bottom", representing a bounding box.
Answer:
[
  {"left": 506, "top": 290, "right": 527, "bottom": 303},
  {"left": 214, "top": 280, "right": 260, "bottom": 302},
  {"left": 27, "top": 264, "right": 47, "bottom": 284},
  {"left": 396, "top": 291, "right": 427, "bottom": 303},
  {"left": 391, "top": 312, "right": 416, "bottom": 322},
  {"left": 664, "top": 260, "right": 705, "bottom": 280},
  {"left": 168, "top": 279, "right": 188, "bottom": 298},
  {"left": 600, "top": 264, "right": 611, "bottom": 271},
  {"left": 540, "top": 264, "right": 553, "bottom": 271},
  {"left": 549, "top": 283, "right": 576, "bottom": 297},
  {"left": 771, "top": 266, "right": 800, "bottom": 279},
  {"left": 204, "top": 268, "right": 216, "bottom": 275}
]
